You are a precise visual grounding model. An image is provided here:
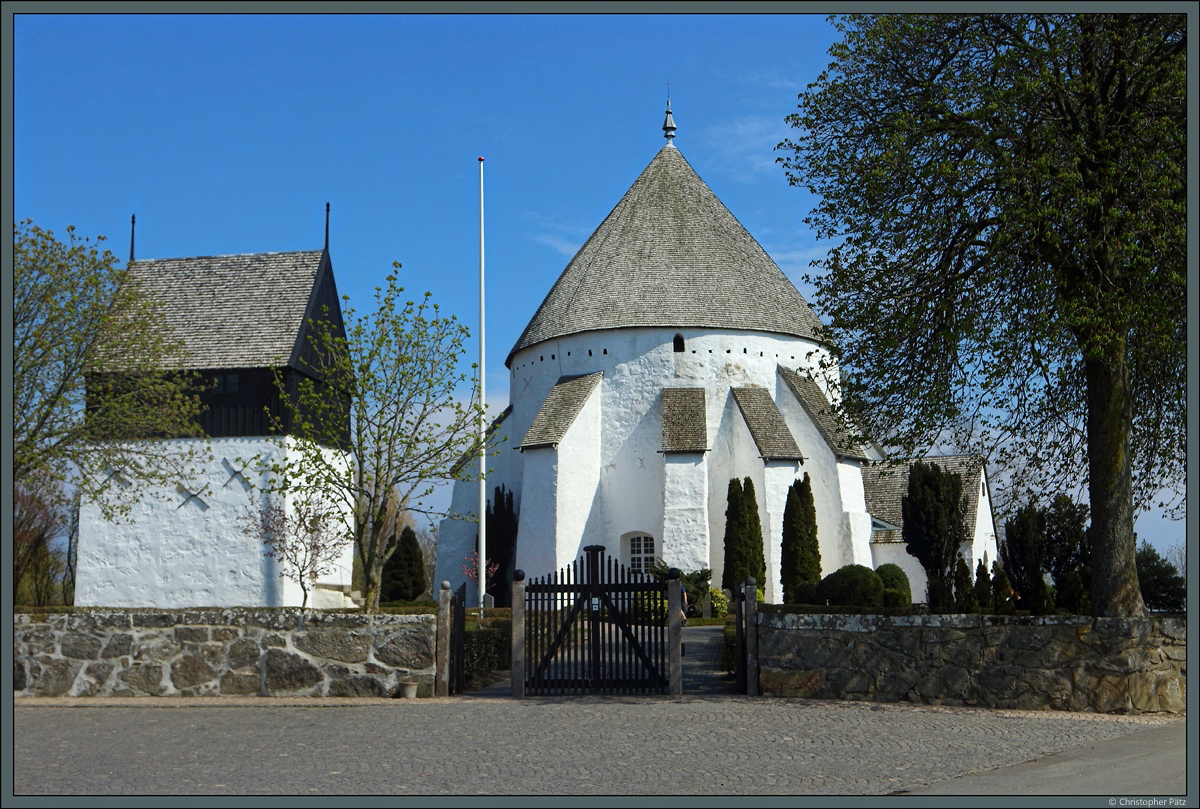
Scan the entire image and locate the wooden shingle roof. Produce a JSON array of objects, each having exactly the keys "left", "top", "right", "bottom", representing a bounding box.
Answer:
[
  {"left": 115, "top": 249, "right": 327, "bottom": 370},
  {"left": 520, "top": 373, "right": 603, "bottom": 450},
  {"left": 731, "top": 387, "right": 804, "bottom": 461},
  {"left": 661, "top": 388, "right": 707, "bottom": 453},
  {"left": 507, "top": 145, "right": 825, "bottom": 366},
  {"left": 777, "top": 366, "right": 869, "bottom": 461},
  {"left": 860, "top": 455, "right": 987, "bottom": 542}
]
